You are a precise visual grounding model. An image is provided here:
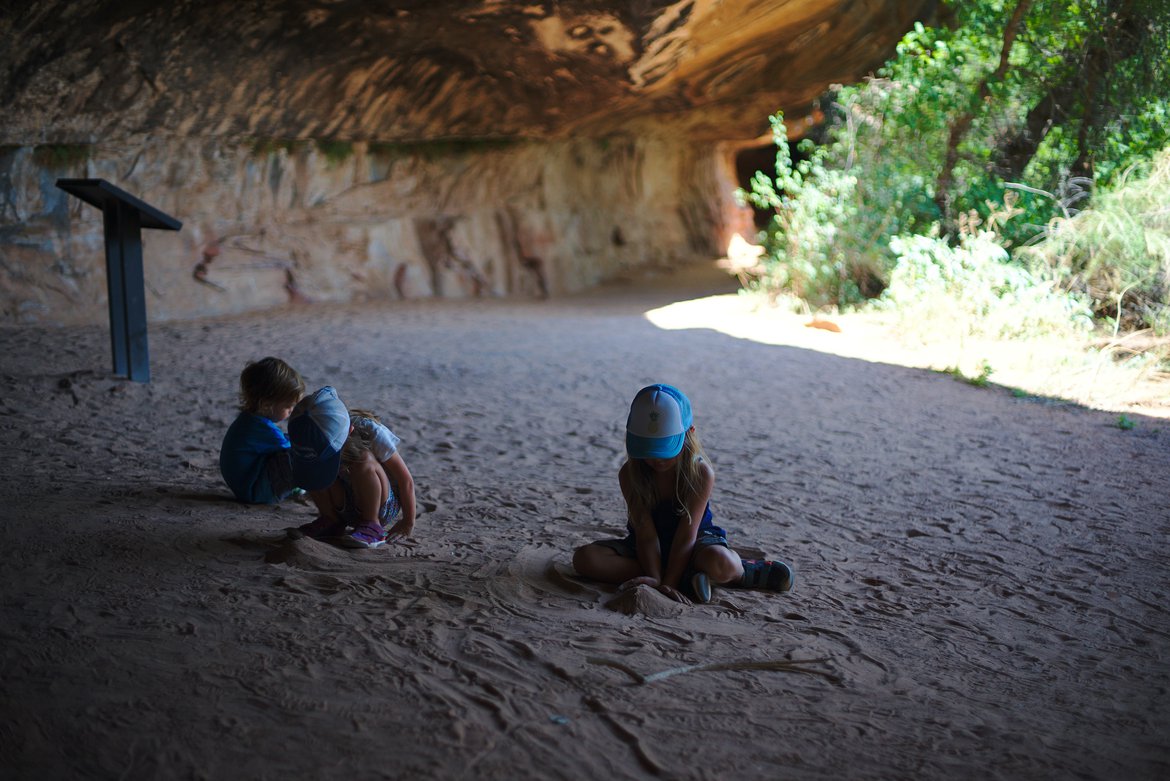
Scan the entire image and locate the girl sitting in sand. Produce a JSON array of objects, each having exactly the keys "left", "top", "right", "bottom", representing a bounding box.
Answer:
[
  {"left": 572, "top": 383, "right": 793, "bottom": 604},
  {"left": 287, "top": 387, "right": 417, "bottom": 549}
]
